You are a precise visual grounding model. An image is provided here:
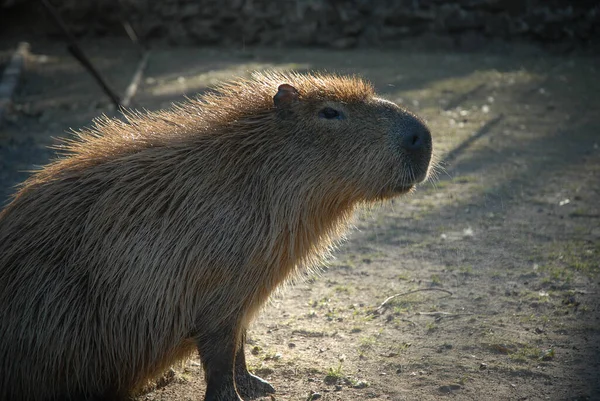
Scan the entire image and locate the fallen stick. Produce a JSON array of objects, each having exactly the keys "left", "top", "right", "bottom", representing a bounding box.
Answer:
[
  {"left": 0, "top": 42, "right": 29, "bottom": 126},
  {"left": 415, "top": 311, "right": 474, "bottom": 321},
  {"left": 372, "top": 288, "right": 453, "bottom": 314},
  {"left": 121, "top": 50, "right": 149, "bottom": 108},
  {"left": 39, "top": 0, "right": 122, "bottom": 108}
]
